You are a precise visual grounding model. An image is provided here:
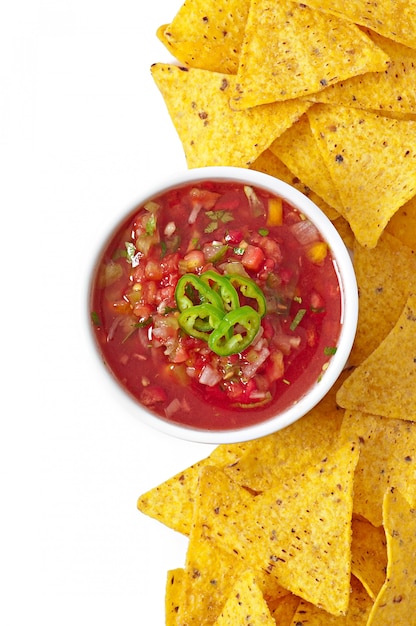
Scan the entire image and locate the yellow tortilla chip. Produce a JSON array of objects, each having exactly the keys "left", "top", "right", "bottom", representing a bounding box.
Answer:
[
  {"left": 137, "top": 442, "right": 249, "bottom": 535},
  {"left": 230, "top": 0, "right": 389, "bottom": 109},
  {"left": 386, "top": 194, "right": 416, "bottom": 250},
  {"left": 166, "top": 568, "right": 185, "bottom": 626},
  {"left": 269, "top": 114, "right": 344, "bottom": 212},
  {"left": 290, "top": 575, "right": 372, "bottom": 625},
  {"left": 336, "top": 293, "right": 416, "bottom": 420},
  {"left": 349, "top": 232, "right": 416, "bottom": 365},
  {"left": 213, "top": 569, "right": 276, "bottom": 626},
  {"left": 305, "top": 30, "right": 416, "bottom": 114},
  {"left": 268, "top": 593, "right": 300, "bottom": 624},
  {"left": 150, "top": 63, "right": 311, "bottom": 168},
  {"left": 158, "top": 0, "right": 250, "bottom": 74},
  {"left": 250, "top": 149, "right": 340, "bottom": 221},
  {"left": 339, "top": 410, "right": 416, "bottom": 526},
  {"left": 332, "top": 215, "right": 355, "bottom": 250},
  {"left": 351, "top": 517, "right": 388, "bottom": 600},
  {"left": 299, "top": 0, "right": 416, "bottom": 49},
  {"left": 180, "top": 471, "right": 288, "bottom": 625},
  {"left": 189, "top": 441, "right": 359, "bottom": 616},
  {"left": 223, "top": 370, "right": 346, "bottom": 491},
  {"left": 367, "top": 488, "right": 416, "bottom": 625},
  {"left": 307, "top": 104, "right": 416, "bottom": 248}
]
